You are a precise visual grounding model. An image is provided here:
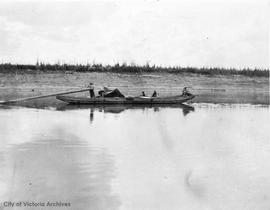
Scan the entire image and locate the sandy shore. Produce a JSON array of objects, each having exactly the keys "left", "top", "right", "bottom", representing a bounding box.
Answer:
[{"left": 0, "top": 71, "right": 269, "bottom": 108}]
